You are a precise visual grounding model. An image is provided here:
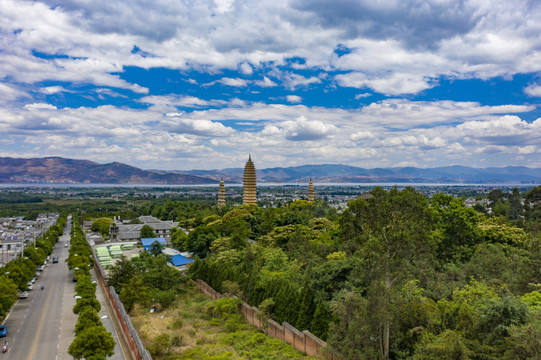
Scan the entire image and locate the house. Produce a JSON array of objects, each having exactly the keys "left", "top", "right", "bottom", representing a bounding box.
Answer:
[
  {"left": 141, "top": 237, "right": 167, "bottom": 250},
  {"left": 109, "top": 215, "right": 179, "bottom": 243},
  {"left": 170, "top": 254, "right": 194, "bottom": 267}
]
